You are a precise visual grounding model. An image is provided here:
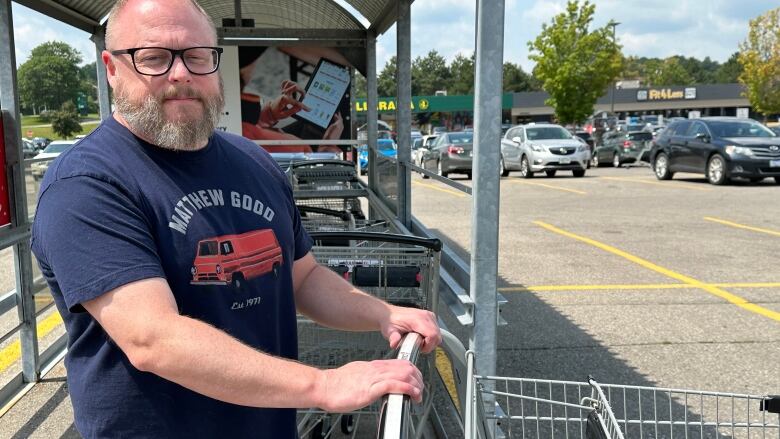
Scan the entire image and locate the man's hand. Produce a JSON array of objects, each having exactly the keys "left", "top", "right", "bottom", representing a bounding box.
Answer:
[
  {"left": 380, "top": 306, "right": 442, "bottom": 354},
  {"left": 316, "top": 359, "right": 423, "bottom": 412}
]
